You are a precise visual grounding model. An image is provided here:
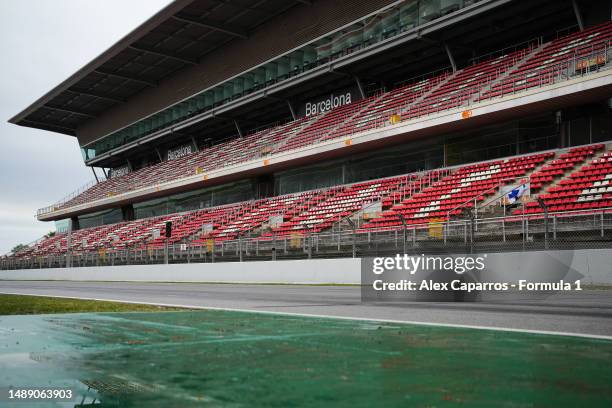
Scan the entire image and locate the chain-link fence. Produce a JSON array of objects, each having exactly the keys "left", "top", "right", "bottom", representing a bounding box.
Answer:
[{"left": 3, "top": 208, "right": 612, "bottom": 270}]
